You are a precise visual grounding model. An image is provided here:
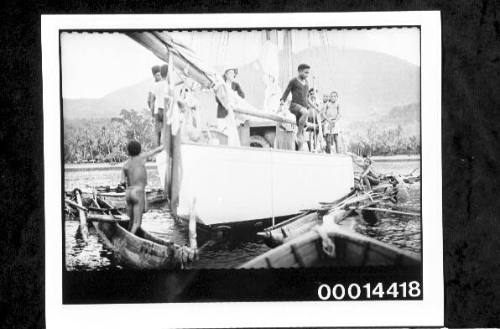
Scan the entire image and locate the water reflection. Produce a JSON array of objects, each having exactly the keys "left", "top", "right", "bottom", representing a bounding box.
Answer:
[{"left": 65, "top": 161, "right": 421, "bottom": 271}]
